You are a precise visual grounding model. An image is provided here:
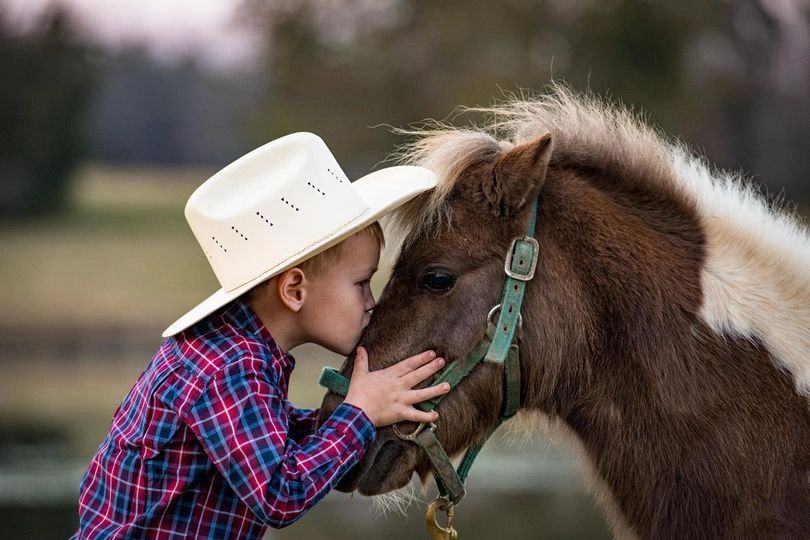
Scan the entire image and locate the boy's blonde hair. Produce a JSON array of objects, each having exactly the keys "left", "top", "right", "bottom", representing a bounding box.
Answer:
[
  {"left": 301, "top": 221, "right": 385, "bottom": 277},
  {"left": 248, "top": 222, "right": 385, "bottom": 301}
]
